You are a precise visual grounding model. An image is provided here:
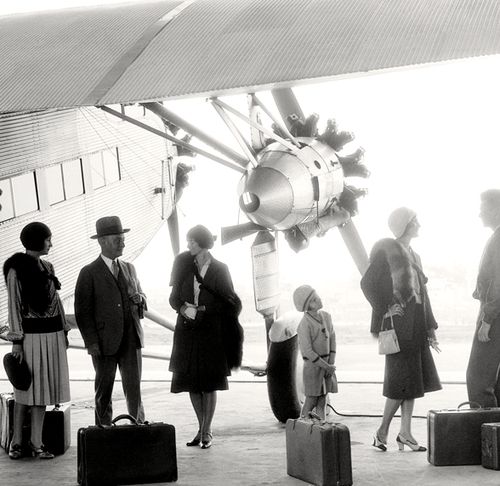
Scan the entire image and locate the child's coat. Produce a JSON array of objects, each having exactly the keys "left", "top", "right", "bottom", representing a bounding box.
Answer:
[{"left": 297, "top": 310, "right": 338, "bottom": 396}]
